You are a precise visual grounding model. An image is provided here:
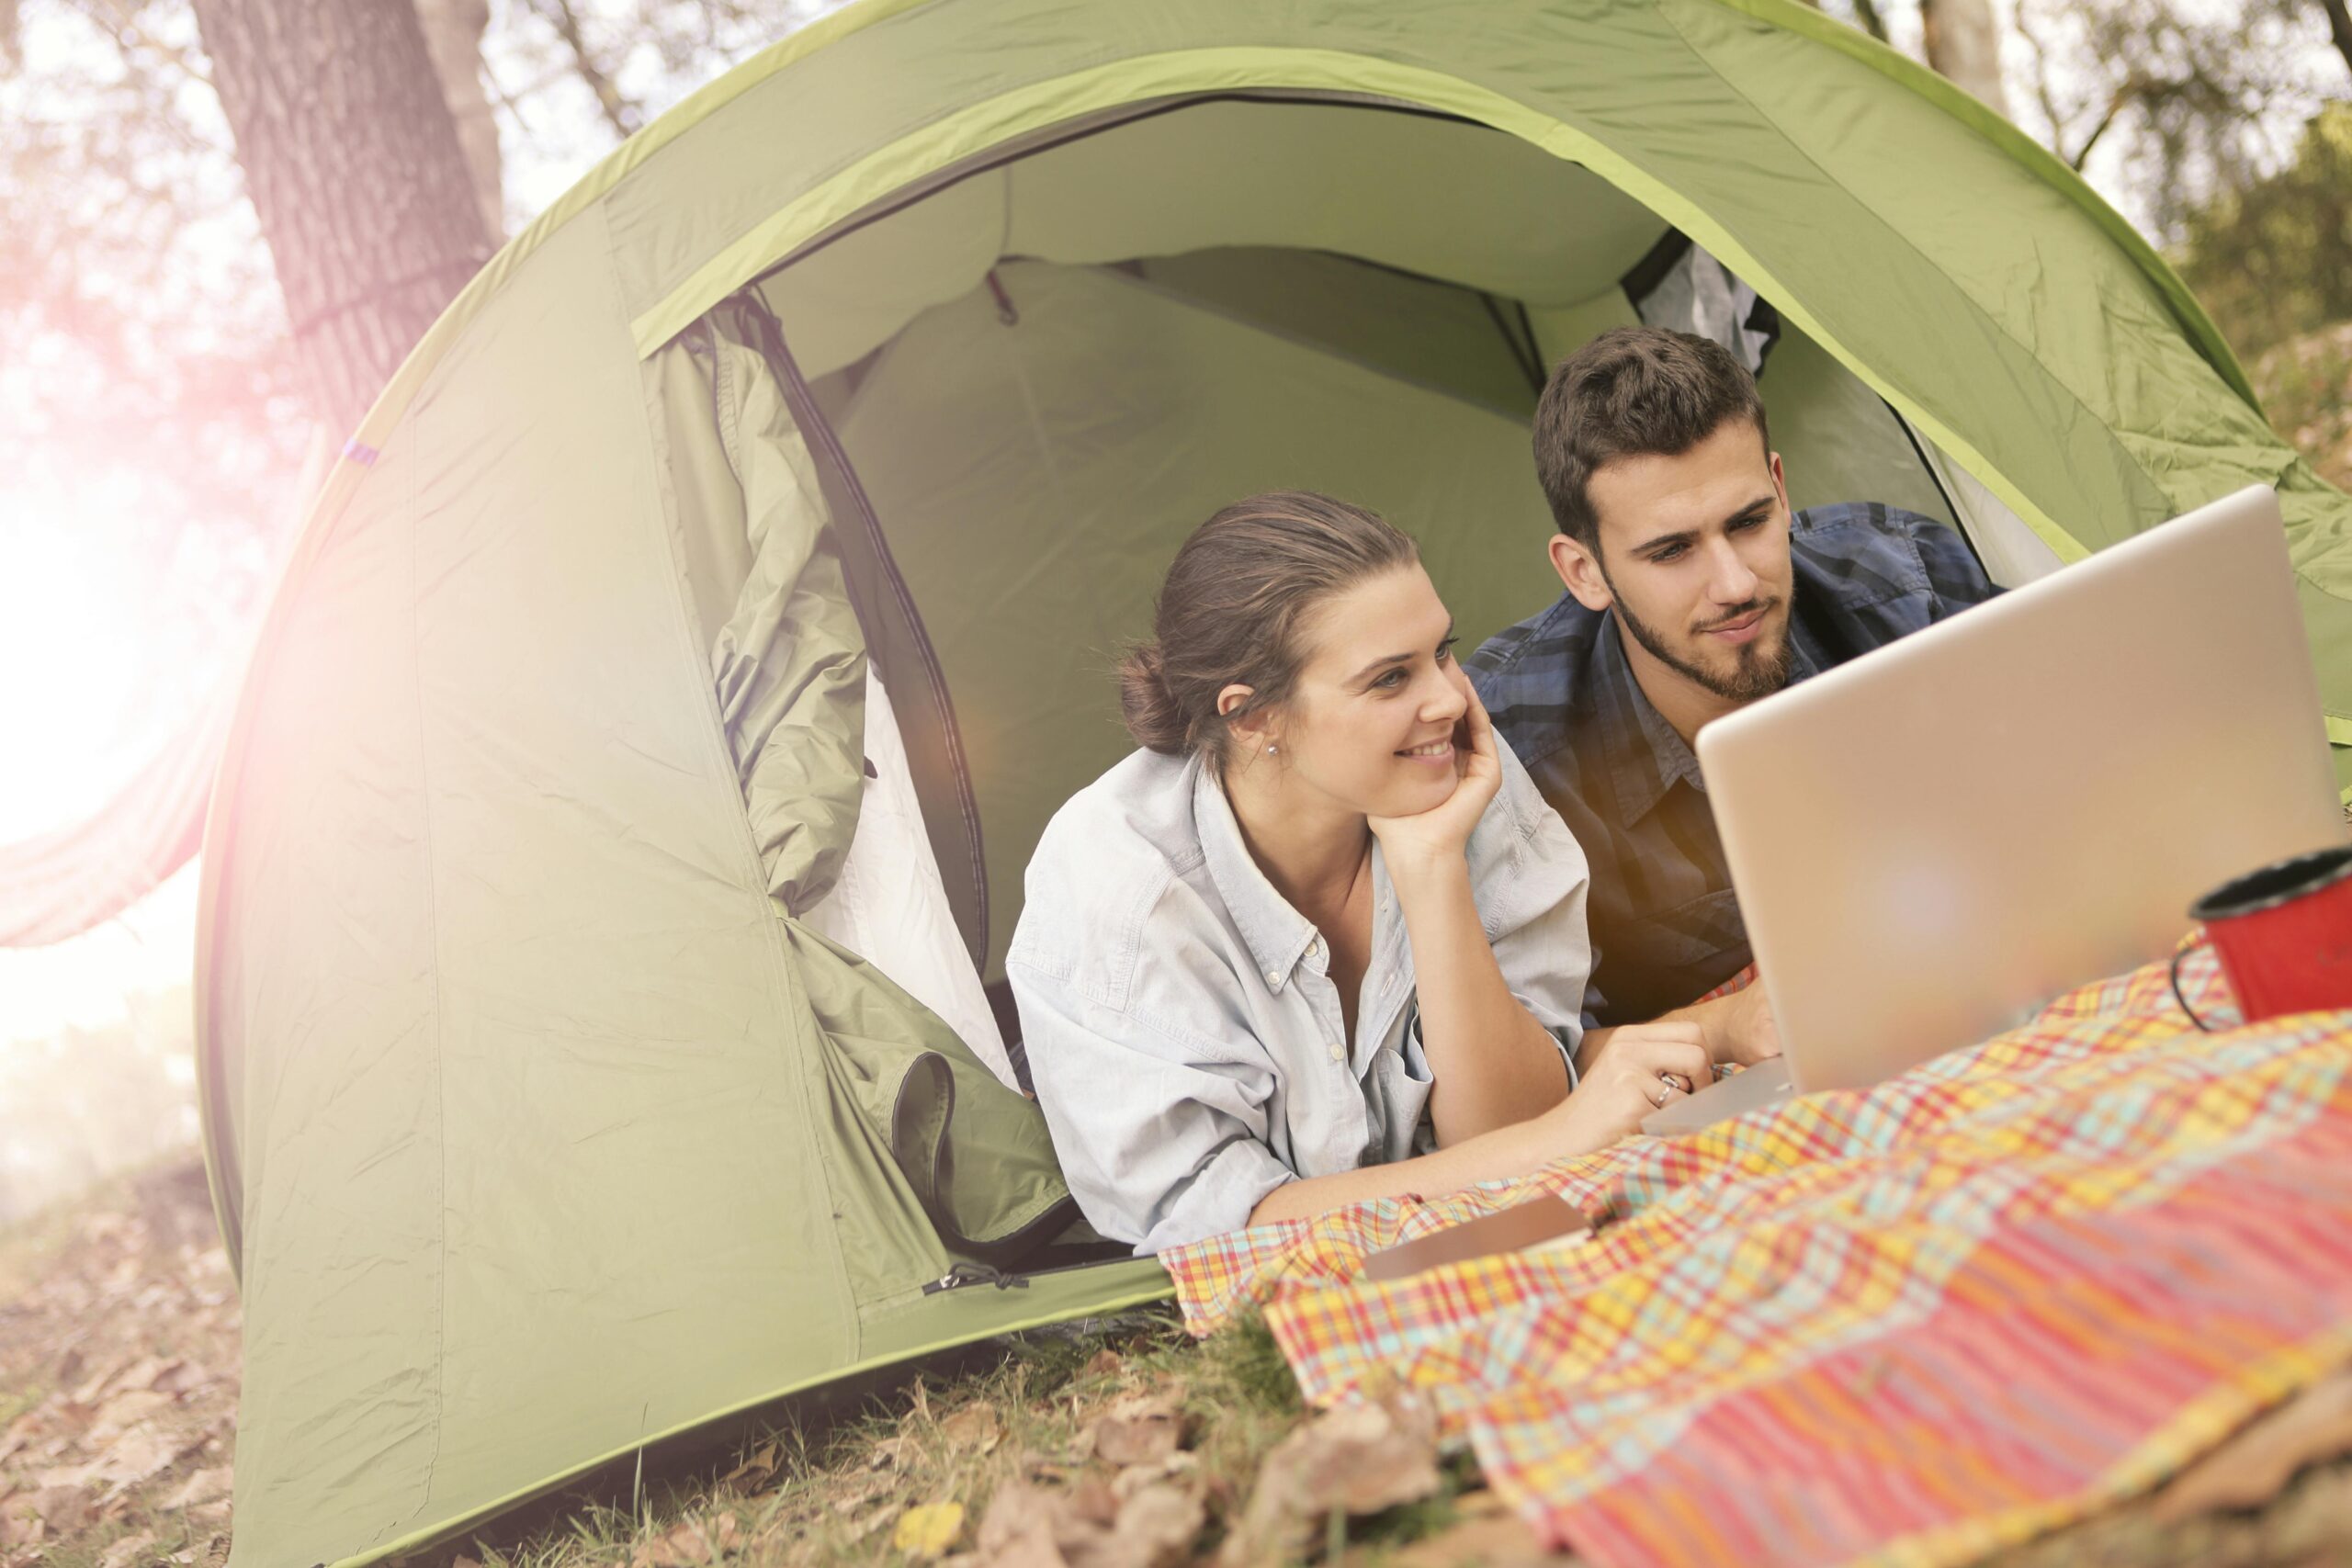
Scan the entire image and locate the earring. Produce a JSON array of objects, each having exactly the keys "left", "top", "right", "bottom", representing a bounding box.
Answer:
[{"left": 1266, "top": 744, "right": 1279, "bottom": 754}]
